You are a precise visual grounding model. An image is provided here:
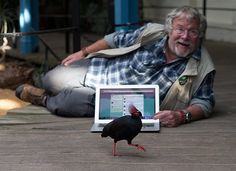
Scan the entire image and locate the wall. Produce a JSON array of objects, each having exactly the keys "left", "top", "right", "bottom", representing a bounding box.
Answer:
[{"left": 143, "top": 0, "right": 236, "bottom": 43}]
